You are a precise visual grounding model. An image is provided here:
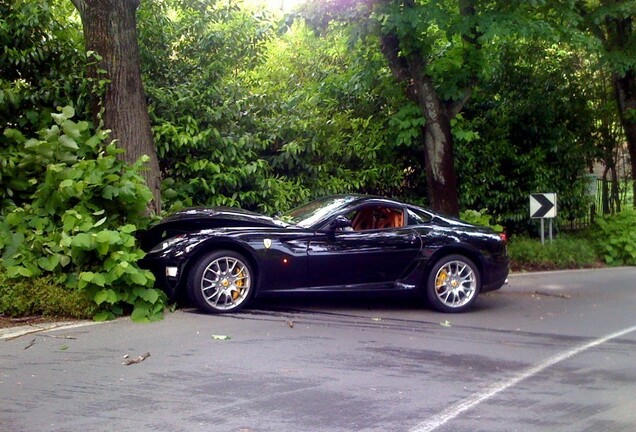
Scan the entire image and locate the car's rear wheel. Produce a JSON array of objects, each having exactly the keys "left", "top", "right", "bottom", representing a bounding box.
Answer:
[
  {"left": 188, "top": 250, "right": 254, "bottom": 313},
  {"left": 425, "top": 254, "right": 480, "bottom": 313}
]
